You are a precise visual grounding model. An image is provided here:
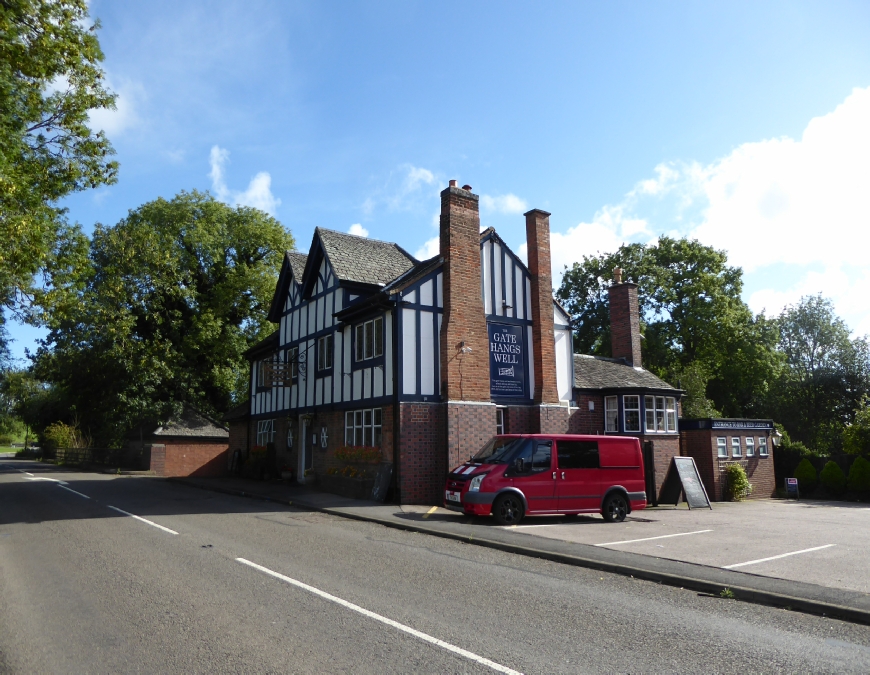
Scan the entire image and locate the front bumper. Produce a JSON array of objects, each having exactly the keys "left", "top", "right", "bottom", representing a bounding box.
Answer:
[{"left": 444, "top": 490, "right": 496, "bottom": 515}]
